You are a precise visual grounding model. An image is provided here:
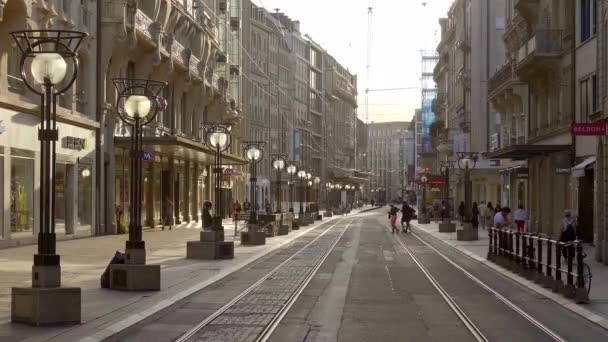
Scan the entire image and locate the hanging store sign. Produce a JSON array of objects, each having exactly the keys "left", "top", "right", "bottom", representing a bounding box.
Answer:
[
  {"left": 143, "top": 151, "right": 154, "bottom": 161},
  {"left": 571, "top": 122, "right": 607, "bottom": 136},
  {"left": 62, "top": 136, "right": 87, "bottom": 150}
]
